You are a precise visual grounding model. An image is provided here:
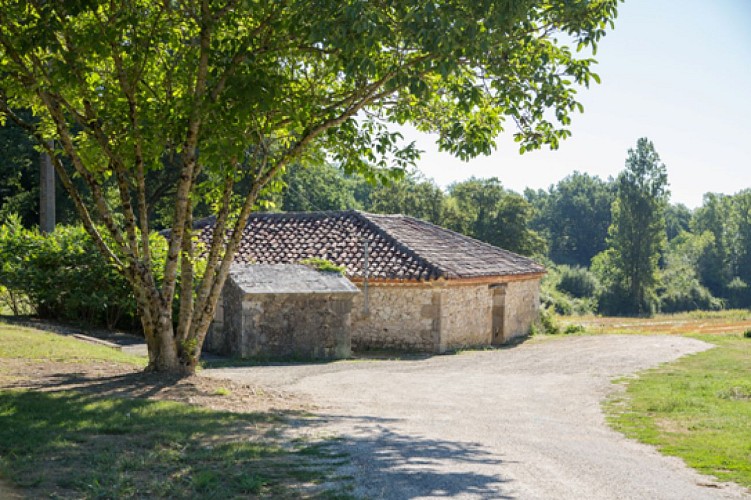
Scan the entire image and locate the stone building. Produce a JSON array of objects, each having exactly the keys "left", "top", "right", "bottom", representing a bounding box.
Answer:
[
  {"left": 205, "top": 263, "right": 358, "bottom": 359},
  {"left": 198, "top": 210, "right": 545, "bottom": 355}
]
